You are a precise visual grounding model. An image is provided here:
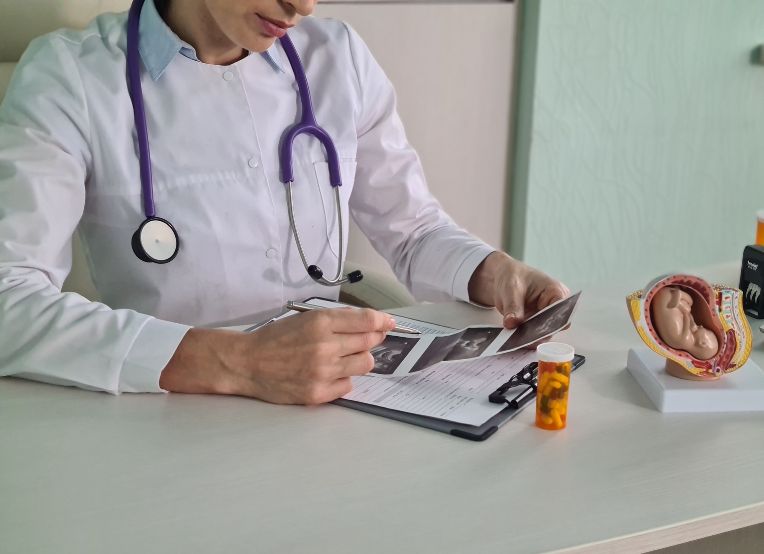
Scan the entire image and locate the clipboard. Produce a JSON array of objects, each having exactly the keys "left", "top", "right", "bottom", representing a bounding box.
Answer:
[
  {"left": 275, "top": 297, "right": 585, "bottom": 441},
  {"left": 334, "top": 354, "right": 586, "bottom": 441}
]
